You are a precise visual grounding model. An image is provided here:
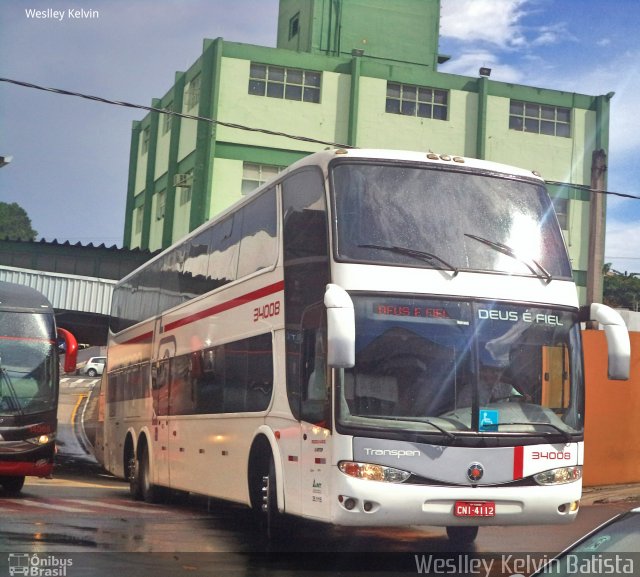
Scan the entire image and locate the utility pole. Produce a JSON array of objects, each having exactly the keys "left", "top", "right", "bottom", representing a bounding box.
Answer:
[{"left": 586, "top": 149, "right": 607, "bottom": 307}]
